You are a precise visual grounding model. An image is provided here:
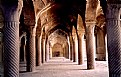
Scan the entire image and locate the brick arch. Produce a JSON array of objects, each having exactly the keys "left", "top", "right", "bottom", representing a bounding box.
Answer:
[
  {"left": 22, "top": 0, "right": 35, "bottom": 27},
  {"left": 52, "top": 43, "right": 63, "bottom": 57}
]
